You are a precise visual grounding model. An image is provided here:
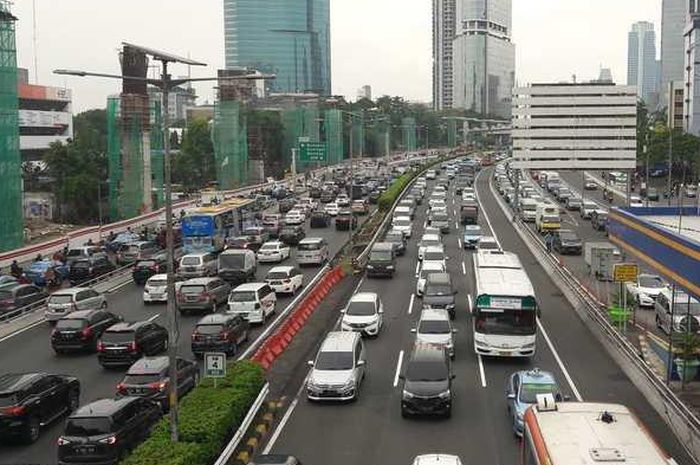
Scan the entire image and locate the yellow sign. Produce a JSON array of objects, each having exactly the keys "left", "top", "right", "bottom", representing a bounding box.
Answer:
[{"left": 613, "top": 263, "right": 639, "bottom": 283}]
